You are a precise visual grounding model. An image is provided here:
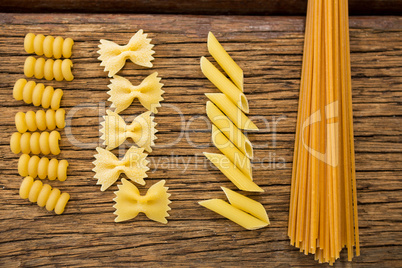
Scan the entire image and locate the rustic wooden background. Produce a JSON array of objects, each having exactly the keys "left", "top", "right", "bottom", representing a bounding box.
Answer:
[
  {"left": 1, "top": 0, "right": 402, "bottom": 15},
  {"left": 0, "top": 14, "right": 401, "bottom": 267}
]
